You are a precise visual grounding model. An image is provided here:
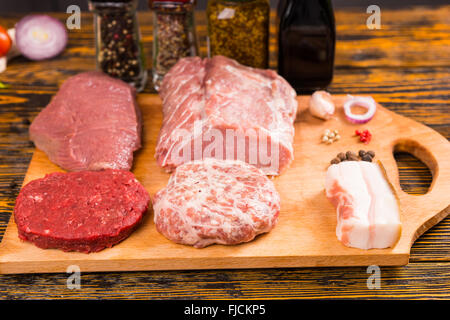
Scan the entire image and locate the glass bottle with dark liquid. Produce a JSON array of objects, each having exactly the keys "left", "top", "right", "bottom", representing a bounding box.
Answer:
[{"left": 278, "top": 0, "right": 336, "bottom": 93}]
